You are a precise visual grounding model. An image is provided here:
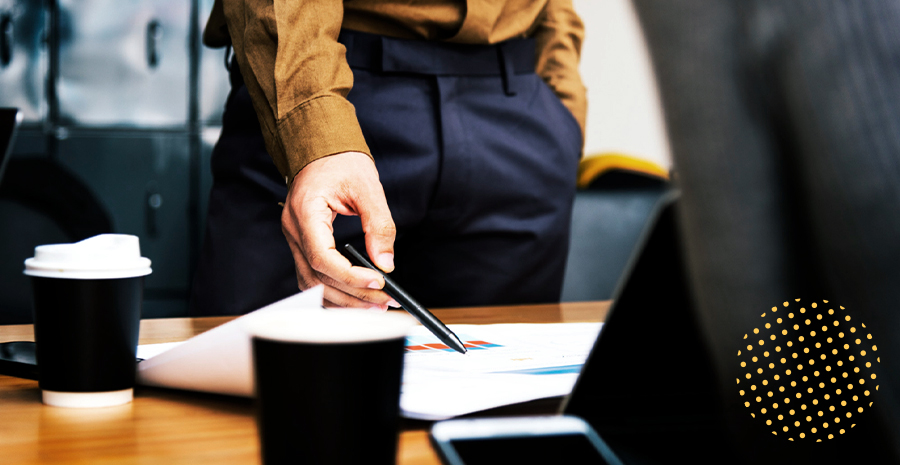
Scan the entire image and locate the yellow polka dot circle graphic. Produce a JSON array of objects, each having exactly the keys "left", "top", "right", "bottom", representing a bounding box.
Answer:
[{"left": 737, "top": 299, "right": 879, "bottom": 441}]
